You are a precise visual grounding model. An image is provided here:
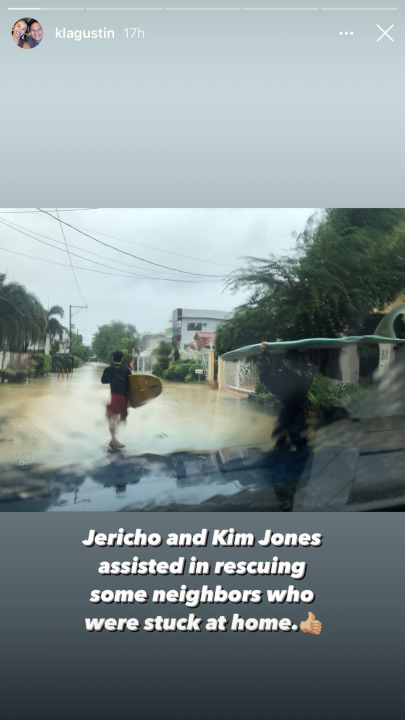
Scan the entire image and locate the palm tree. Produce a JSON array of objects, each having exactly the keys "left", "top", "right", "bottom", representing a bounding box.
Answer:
[
  {"left": 0, "top": 274, "right": 47, "bottom": 363},
  {"left": 46, "top": 305, "right": 64, "bottom": 343}
]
